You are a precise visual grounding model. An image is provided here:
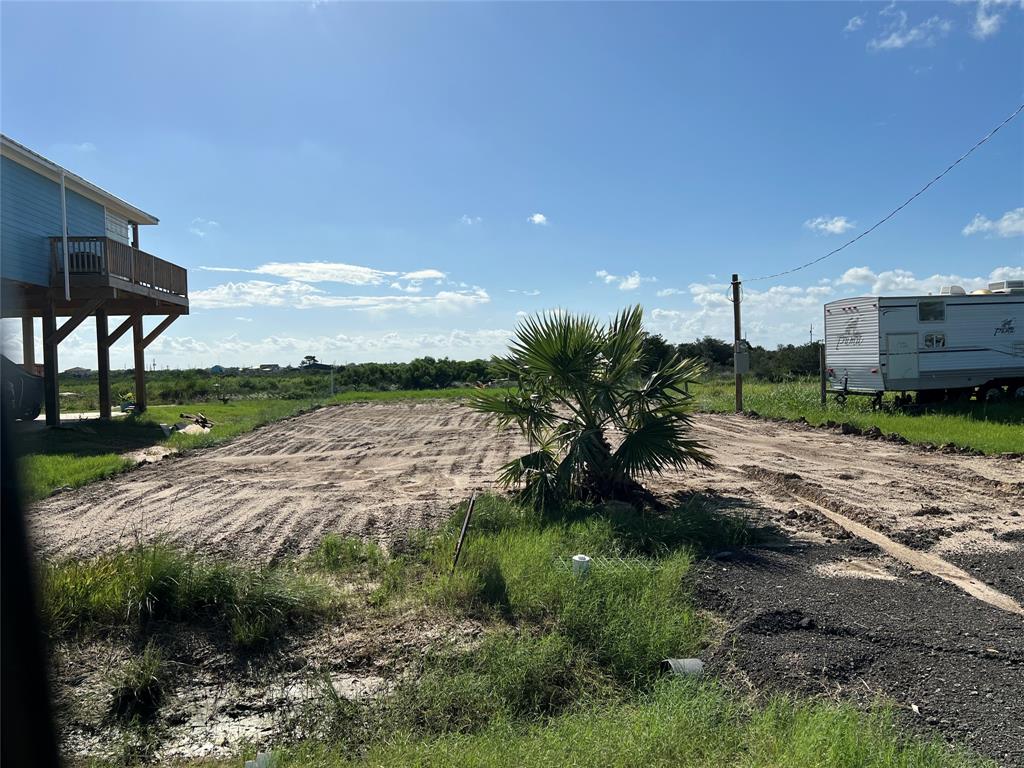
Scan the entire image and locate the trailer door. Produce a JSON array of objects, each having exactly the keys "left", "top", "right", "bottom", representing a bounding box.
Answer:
[{"left": 886, "top": 333, "right": 919, "bottom": 380}]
